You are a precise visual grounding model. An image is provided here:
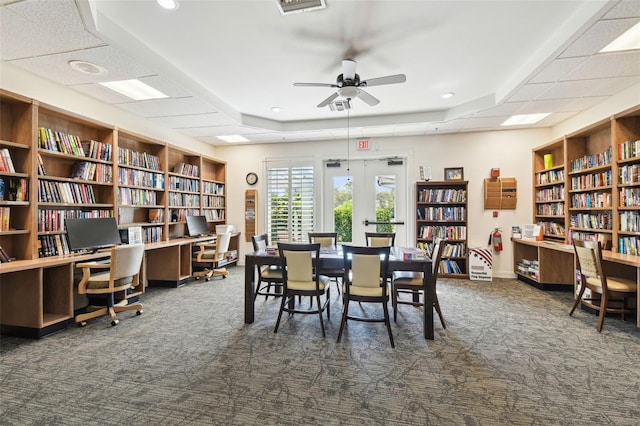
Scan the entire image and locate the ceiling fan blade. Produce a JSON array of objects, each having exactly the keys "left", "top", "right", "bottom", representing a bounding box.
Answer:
[
  {"left": 294, "top": 82, "right": 339, "bottom": 88},
  {"left": 357, "top": 89, "right": 380, "bottom": 106},
  {"left": 317, "top": 92, "right": 340, "bottom": 108},
  {"left": 360, "top": 74, "right": 406, "bottom": 87},
  {"left": 342, "top": 59, "right": 357, "bottom": 81}
]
